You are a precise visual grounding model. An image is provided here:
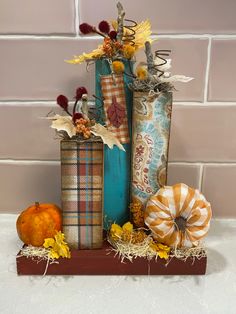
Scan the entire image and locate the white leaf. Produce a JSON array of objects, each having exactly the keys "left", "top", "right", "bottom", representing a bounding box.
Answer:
[
  {"left": 157, "top": 74, "right": 194, "bottom": 83},
  {"left": 49, "top": 115, "right": 76, "bottom": 138},
  {"left": 154, "top": 57, "right": 172, "bottom": 72},
  {"left": 91, "top": 124, "right": 125, "bottom": 151}
]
